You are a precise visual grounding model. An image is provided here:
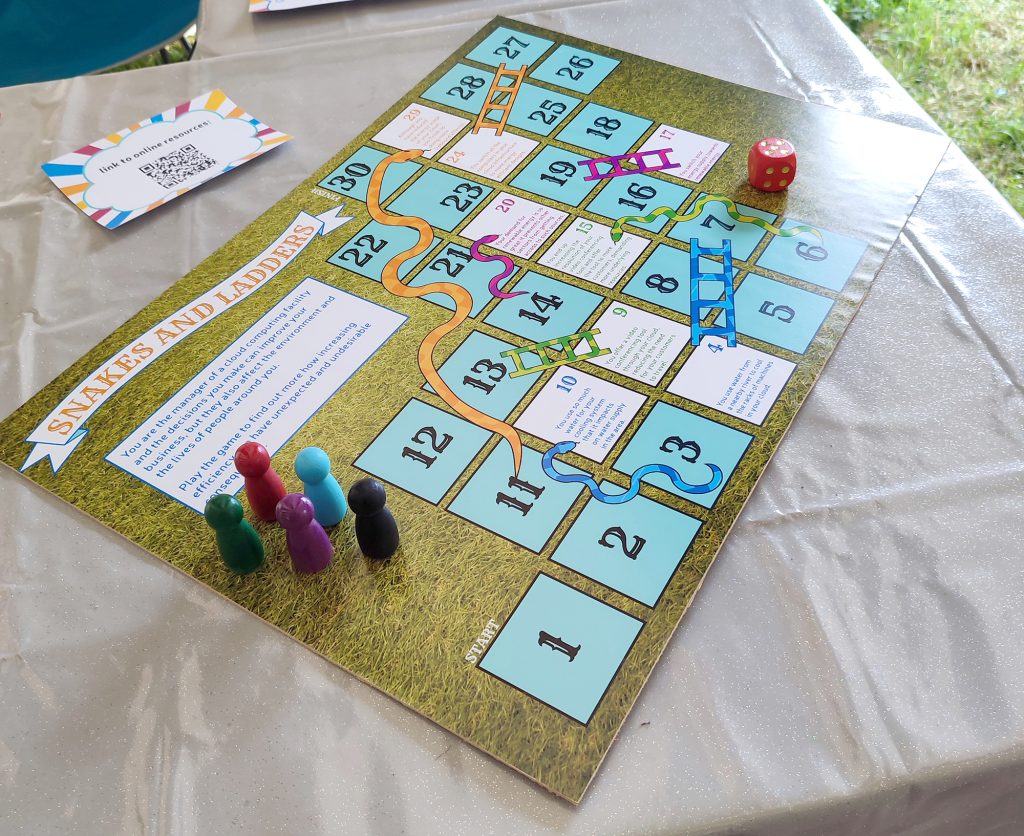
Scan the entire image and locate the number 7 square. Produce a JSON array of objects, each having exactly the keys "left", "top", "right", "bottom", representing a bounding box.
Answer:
[{"left": 667, "top": 193, "right": 776, "bottom": 261}]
